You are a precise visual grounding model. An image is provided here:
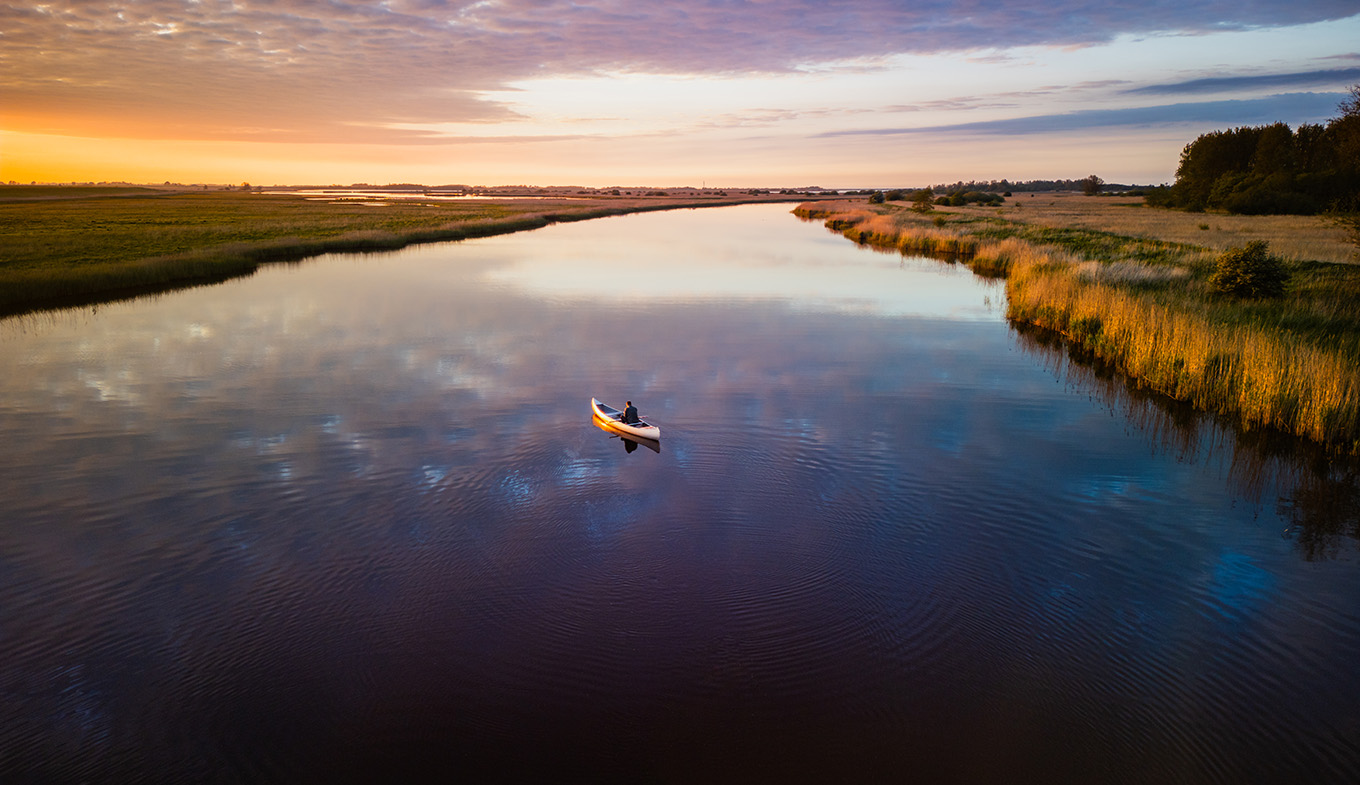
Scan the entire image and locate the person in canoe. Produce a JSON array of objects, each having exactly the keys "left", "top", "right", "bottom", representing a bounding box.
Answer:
[{"left": 622, "top": 401, "right": 640, "bottom": 425}]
